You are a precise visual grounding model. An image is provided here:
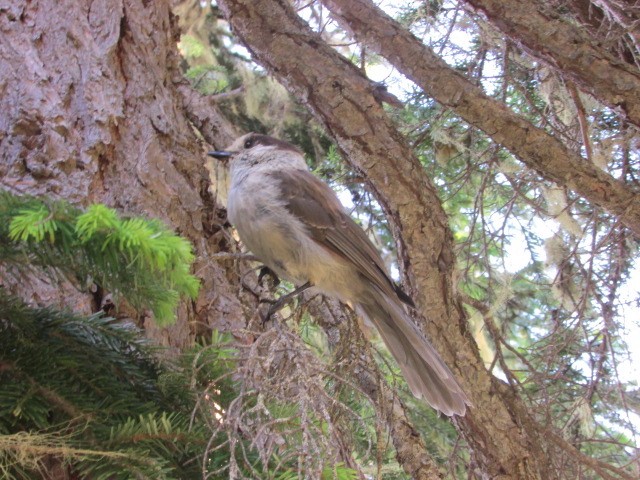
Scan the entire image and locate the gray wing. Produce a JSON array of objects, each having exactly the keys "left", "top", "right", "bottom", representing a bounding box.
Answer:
[{"left": 267, "top": 169, "right": 405, "bottom": 303}]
